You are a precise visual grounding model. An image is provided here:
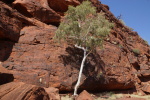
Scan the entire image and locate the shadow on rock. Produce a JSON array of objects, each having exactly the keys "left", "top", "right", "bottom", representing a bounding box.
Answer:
[
  {"left": 0, "top": 73, "right": 14, "bottom": 85},
  {"left": 0, "top": 1, "right": 23, "bottom": 63},
  {"left": 60, "top": 46, "right": 107, "bottom": 89},
  {"left": 0, "top": 40, "right": 15, "bottom": 62}
]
